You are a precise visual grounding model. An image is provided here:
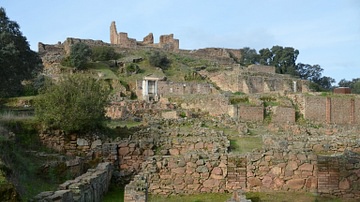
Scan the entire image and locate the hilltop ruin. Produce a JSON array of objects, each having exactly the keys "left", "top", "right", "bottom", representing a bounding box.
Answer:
[
  {"left": 30, "top": 22, "right": 360, "bottom": 202},
  {"left": 110, "top": 21, "right": 179, "bottom": 51}
]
